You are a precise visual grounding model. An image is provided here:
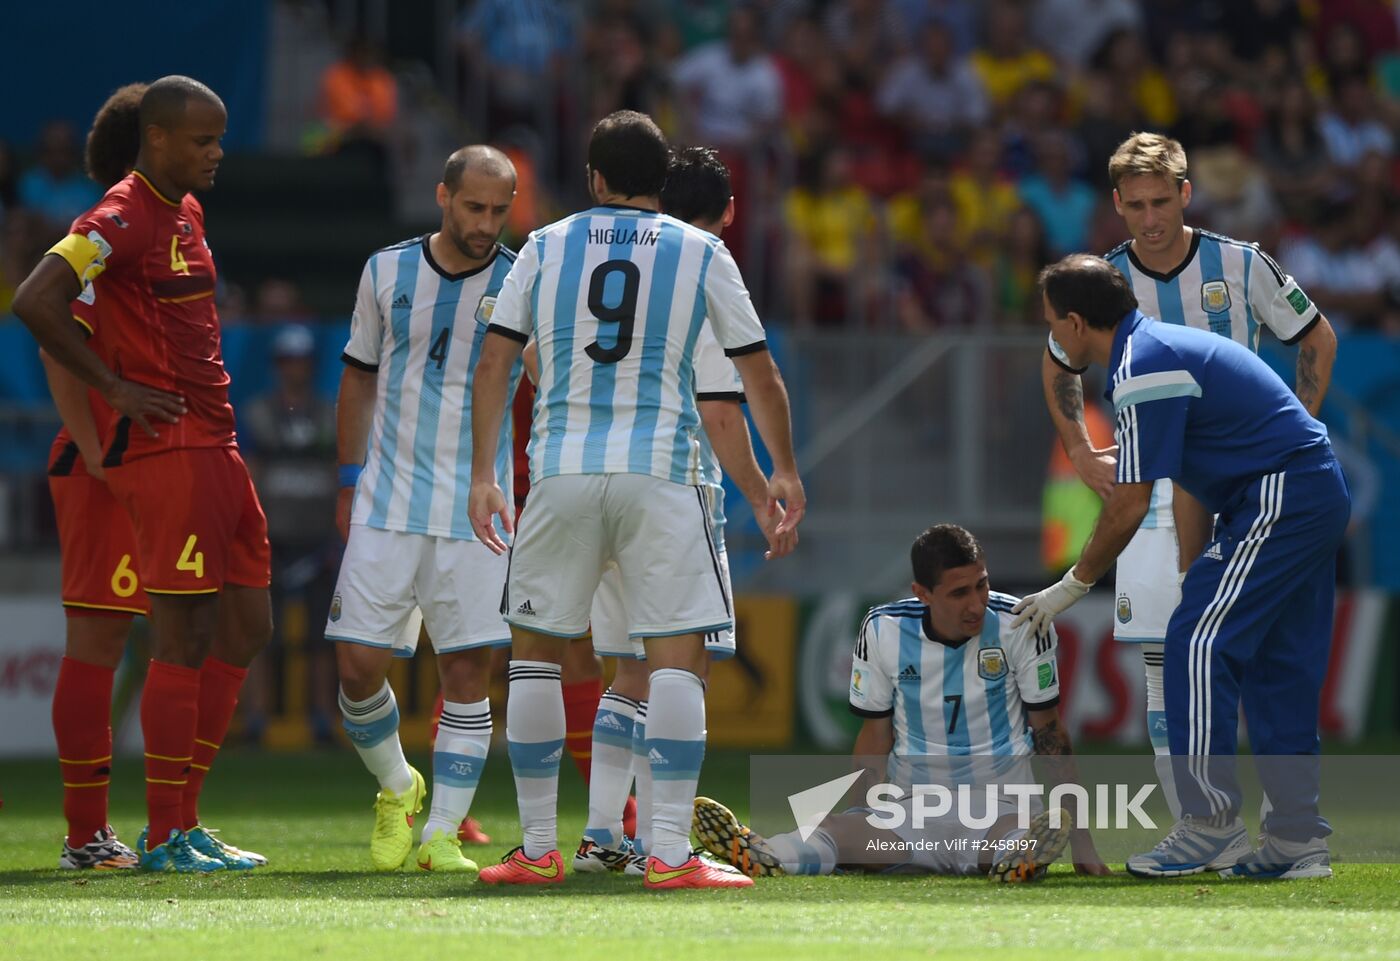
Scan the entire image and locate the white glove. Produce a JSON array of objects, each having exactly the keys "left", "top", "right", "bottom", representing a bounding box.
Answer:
[{"left": 1011, "top": 568, "right": 1095, "bottom": 634}]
